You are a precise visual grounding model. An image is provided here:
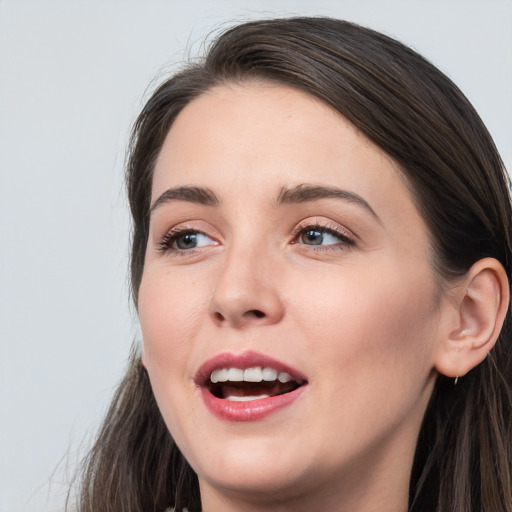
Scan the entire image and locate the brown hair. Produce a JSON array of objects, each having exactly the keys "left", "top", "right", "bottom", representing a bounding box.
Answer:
[{"left": 73, "top": 17, "right": 512, "bottom": 512}]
